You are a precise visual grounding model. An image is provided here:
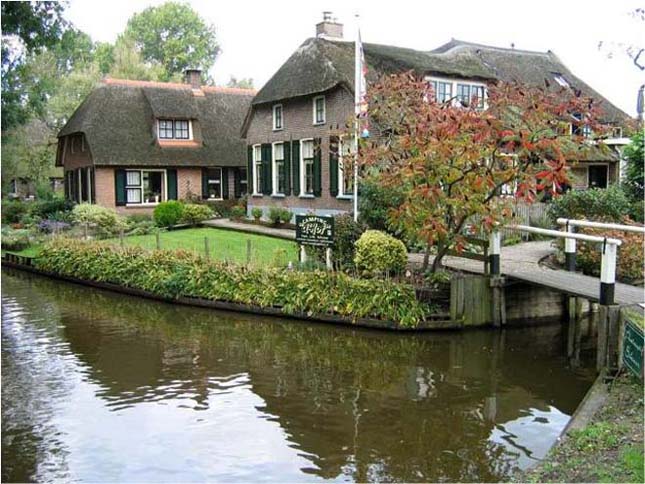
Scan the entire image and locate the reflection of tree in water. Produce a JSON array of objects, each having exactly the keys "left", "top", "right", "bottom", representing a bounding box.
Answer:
[{"left": 13, "top": 270, "right": 594, "bottom": 482}]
